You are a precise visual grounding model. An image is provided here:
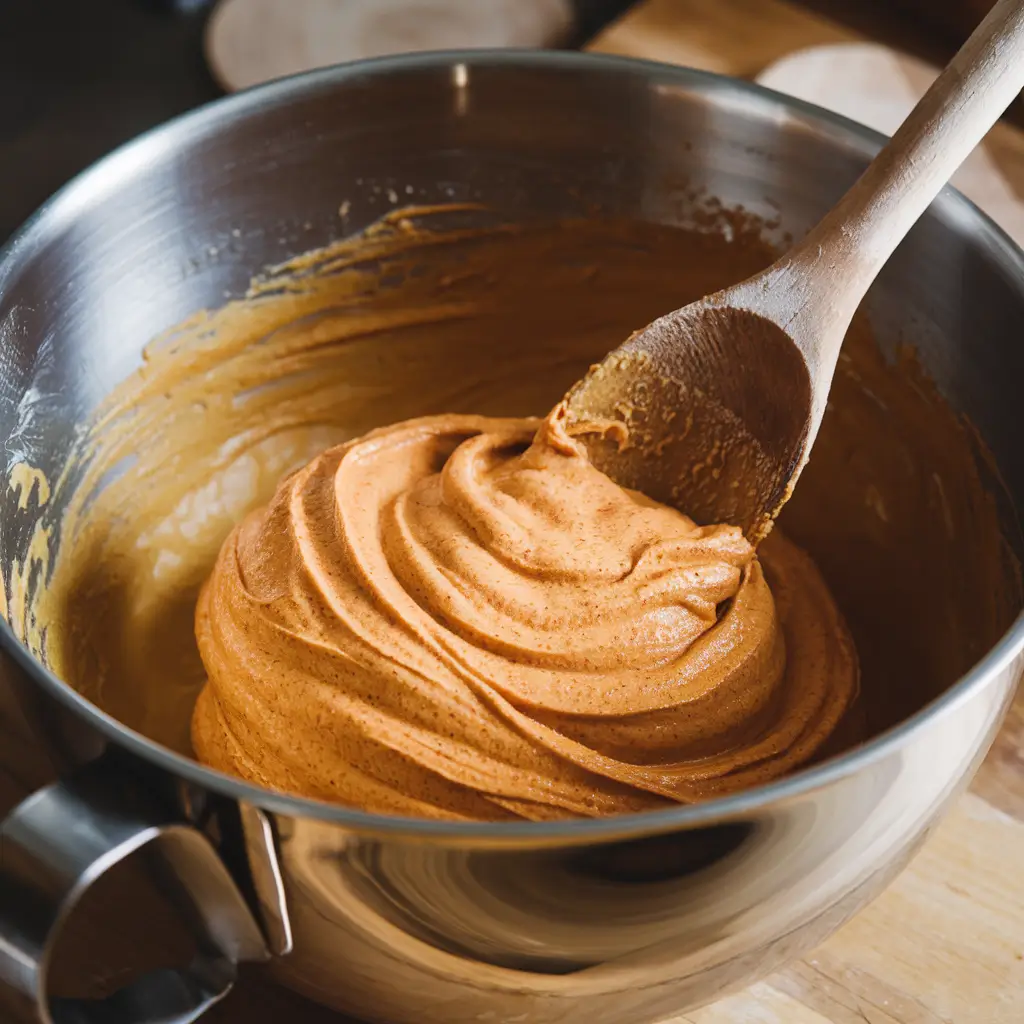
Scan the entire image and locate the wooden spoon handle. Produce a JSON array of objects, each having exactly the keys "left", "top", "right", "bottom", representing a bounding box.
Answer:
[{"left": 786, "top": 0, "right": 1024, "bottom": 345}]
